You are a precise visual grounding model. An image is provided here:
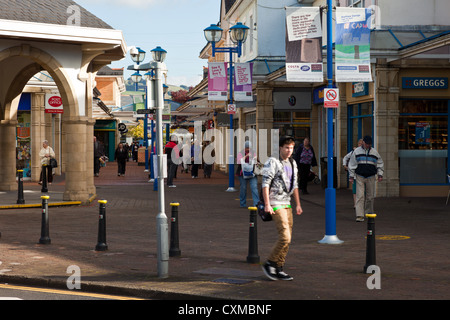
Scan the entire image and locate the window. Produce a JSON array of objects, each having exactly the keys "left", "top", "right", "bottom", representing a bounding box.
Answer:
[
  {"left": 398, "top": 100, "right": 449, "bottom": 185},
  {"left": 348, "top": 0, "right": 365, "bottom": 7},
  {"left": 347, "top": 102, "right": 373, "bottom": 151},
  {"left": 273, "top": 111, "right": 311, "bottom": 146}
]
